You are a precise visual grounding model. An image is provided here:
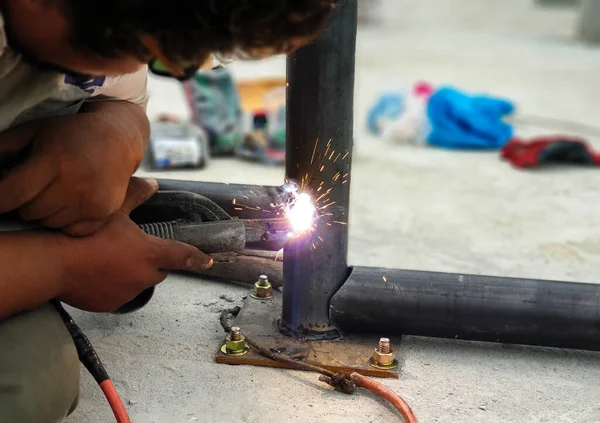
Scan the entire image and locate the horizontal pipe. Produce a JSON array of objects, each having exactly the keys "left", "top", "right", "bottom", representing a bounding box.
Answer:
[
  {"left": 156, "top": 179, "right": 284, "bottom": 220},
  {"left": 330, "top": 266, "right": 600, "bottom": 351}
]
